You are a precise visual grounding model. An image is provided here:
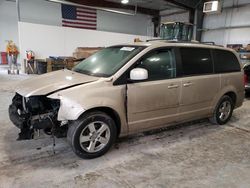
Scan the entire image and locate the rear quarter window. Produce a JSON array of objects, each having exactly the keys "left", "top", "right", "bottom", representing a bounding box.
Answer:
[{"left": 213, "top": 49, "right": 241, "bottom": 73}]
